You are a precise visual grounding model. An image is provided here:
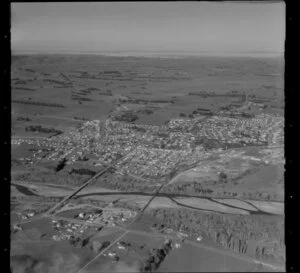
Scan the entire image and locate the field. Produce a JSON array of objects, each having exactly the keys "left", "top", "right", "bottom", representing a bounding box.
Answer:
[
  {"left": 167, "top": 146, "right": 284, "bottom": 201},
  {"left": 11, "top": 216, "right": 125, "bottom": 273},
  {"left": 129, "top": 213, "right": 163, "bottom": 233},
  {"left": 14, "top": 218, "right": 56, "bottom": 241},
  {"left": 11, "top": 55, "right": 284, "bottom": 134},
  {"left": 85, "top": 231, "right": 165, "bottom": 272},
  {"left": 11, "top": 183, "right": 71, "bottom": 197},
  {"left": 11, "top": 54, "right": 285, "bottom": 272},
  {"left": 11, "top": 179, "right": 284, "bottom": 217},
  {"left": 158, "top": 242, "right": 274, "bottom": 272},
  {"left": 78, "top": 193, "right": 153, "bottom": 210},
  {"left": 10, "top": 200, "right": 54, "bottom": 223},
  {"left": 237, "top": 165, "right": 281, "bottom": 190}
]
